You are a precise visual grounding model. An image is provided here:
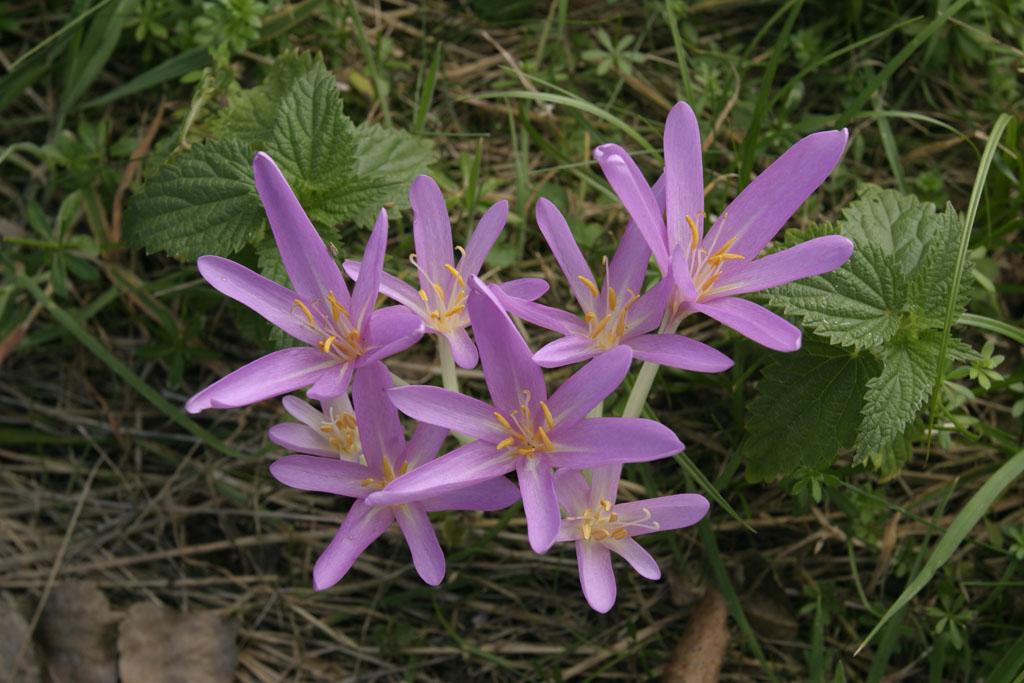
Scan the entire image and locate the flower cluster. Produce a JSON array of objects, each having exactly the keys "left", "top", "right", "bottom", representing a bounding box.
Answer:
[{"left": 185, "top": 102, "right": 852, "bottom": 612}]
